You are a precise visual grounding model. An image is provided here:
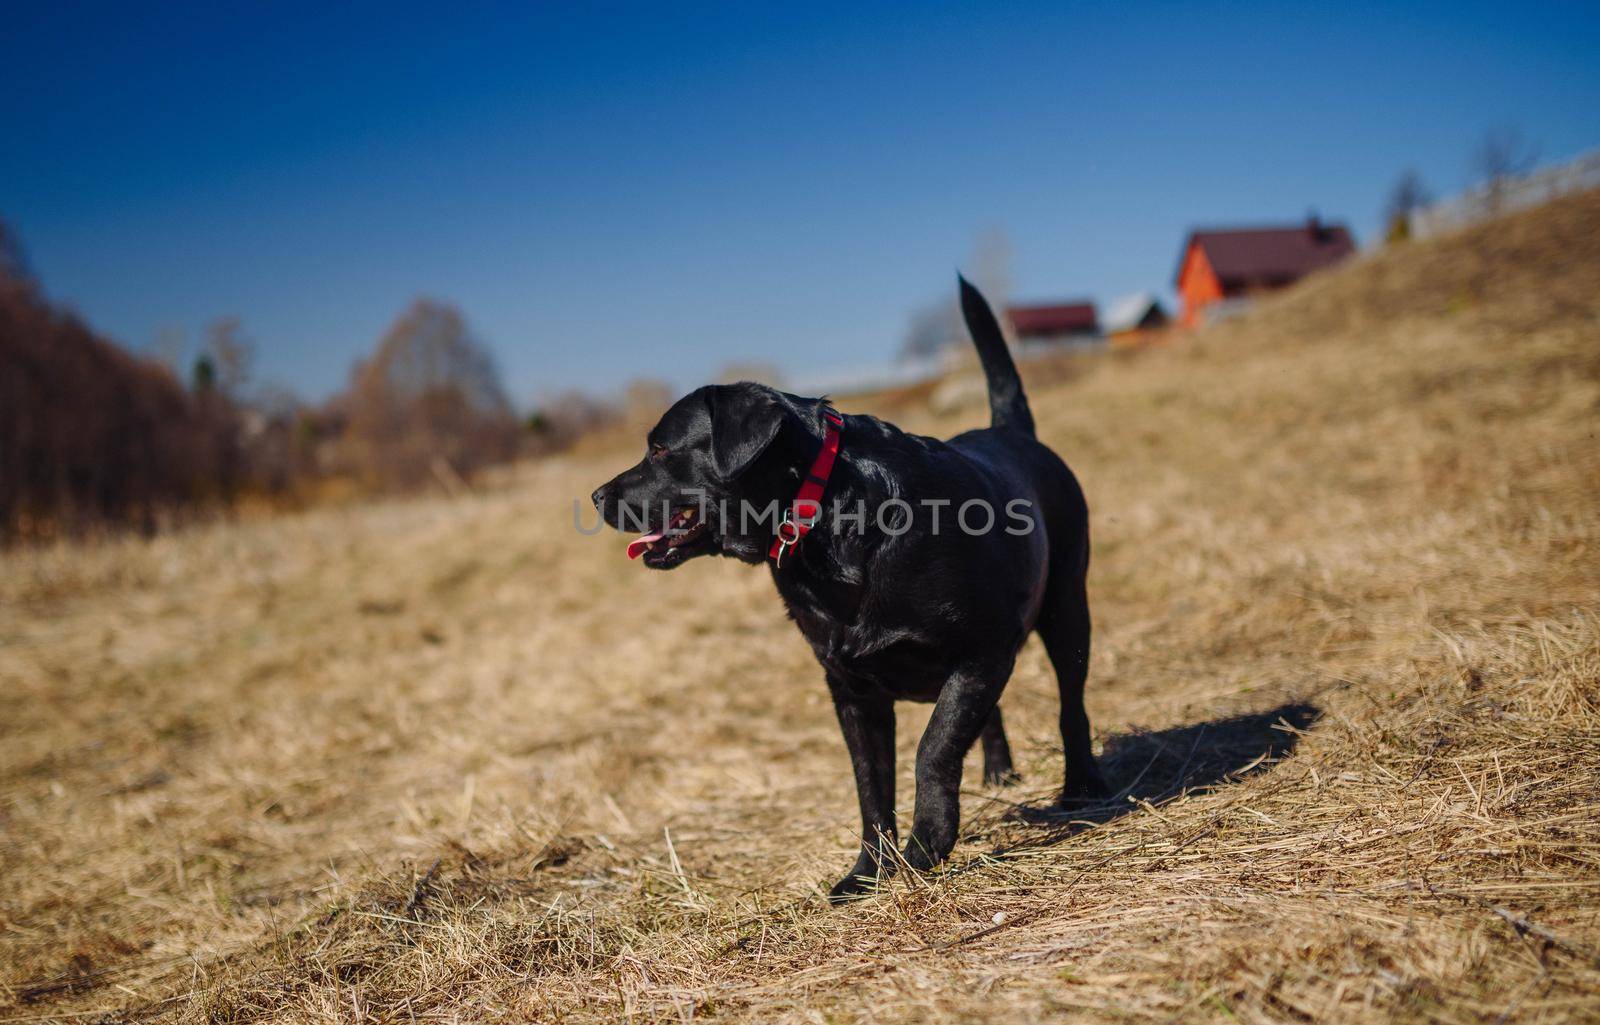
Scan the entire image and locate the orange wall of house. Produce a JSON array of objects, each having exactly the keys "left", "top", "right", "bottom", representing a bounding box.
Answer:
[{"left": 1177, "top": 242, "right": 1223, "bottom": 328}]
